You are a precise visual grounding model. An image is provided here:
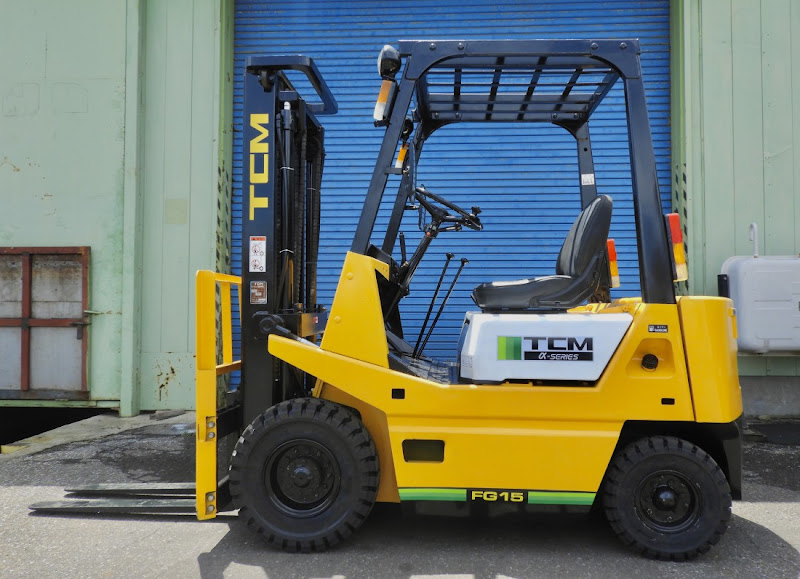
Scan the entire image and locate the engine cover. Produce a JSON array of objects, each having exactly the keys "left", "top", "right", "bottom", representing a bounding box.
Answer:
[{"left": 459, "top": 311, "right": 633, "bottom": 382}]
